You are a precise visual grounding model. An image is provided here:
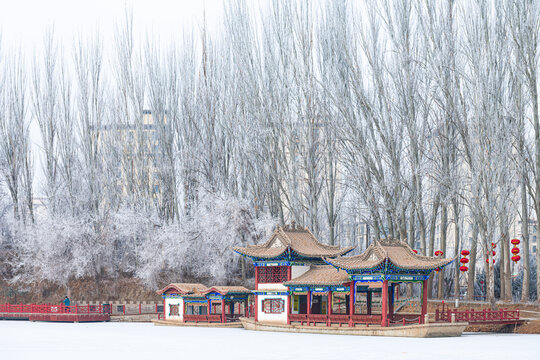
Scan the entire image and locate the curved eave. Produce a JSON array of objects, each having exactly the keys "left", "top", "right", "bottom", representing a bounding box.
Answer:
[
  {"left": 323, "top": 257, "right": 385, "bottom": 272},
  {"left": 389, "top": 256, "right": 457, "bottom": 272},
  {"left": 156, "top": 284, "right": 186, "bottom": 295},
  {"left": 325, "top": 256, "right": 457, "bottom": 274},
  {"left": 289, "top": 245, "right": 356, "bottom": 259},
  {"left": 232, "top": 246, "right": 288, "bottom": 260},
  {"left": 233, "top": 246, "right": 355, "bottom": 262}
]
